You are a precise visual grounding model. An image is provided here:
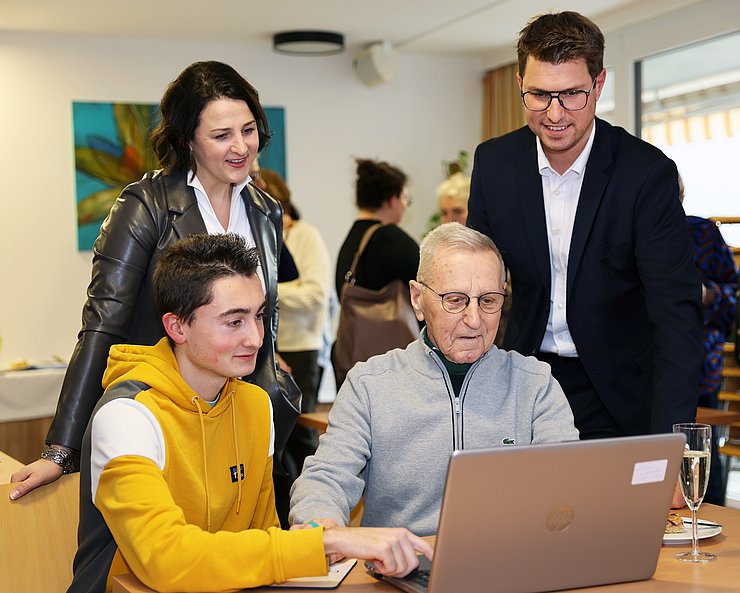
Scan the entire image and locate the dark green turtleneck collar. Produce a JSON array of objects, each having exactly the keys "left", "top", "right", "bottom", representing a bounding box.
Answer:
[{"left": 423, "top": 327, "right": 472, "bottom": 395}]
